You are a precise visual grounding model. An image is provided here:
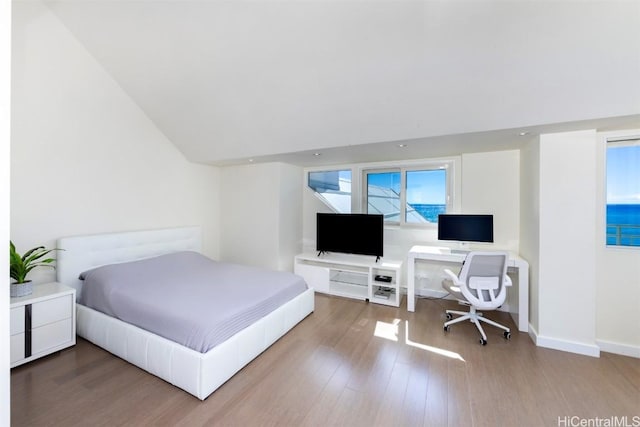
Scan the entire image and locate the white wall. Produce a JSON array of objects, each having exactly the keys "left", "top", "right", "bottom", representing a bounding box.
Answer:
[
  {"left": 301, "top": 150, "right": 521, "bottom": 294},
  {"left": 461, "top": 150, "right": 520, "bottom": 252},
  {"left": 11, "top": 1, "right": 221, "bottom": 286},
  {"left": 595, "top": 130, "right": 640, "bottom": 357},
  {"left": 526, "top": 128, "right": 640, "bottom": 358},
  {"left": 1, "top": 0, "right": 11, "bottom": 421},
  {"left": 519, "top": 138, "right": 540, "bottom": 334},
  {"left": 220, "top": 162, "right": 302, "bottom": 271},
  {"left": 277, "top": 164, "right": 303, "bottom": 271},
  {"left": 537, "top": 130, "right": 599, "bottom": 356}
]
